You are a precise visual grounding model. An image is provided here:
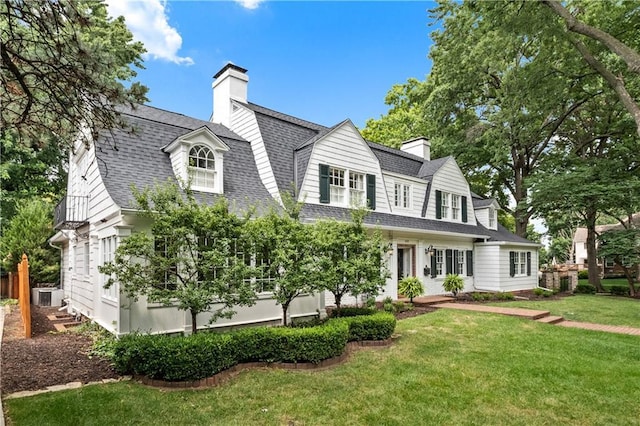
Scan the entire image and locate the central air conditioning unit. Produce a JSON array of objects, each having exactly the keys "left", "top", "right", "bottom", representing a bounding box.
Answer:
[{"left": 31, "top": 288, "right": 64, "bottom": 307}]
